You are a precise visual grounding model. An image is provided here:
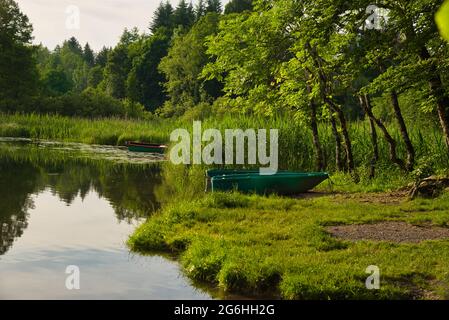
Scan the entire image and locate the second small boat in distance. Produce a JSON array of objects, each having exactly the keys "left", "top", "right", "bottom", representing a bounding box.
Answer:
[
  {"left": 207, "top": 169, "right": 329, "bottom": 195},
  {"left": 125, "top": 141, "right": 168, "bottom": 154}
]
